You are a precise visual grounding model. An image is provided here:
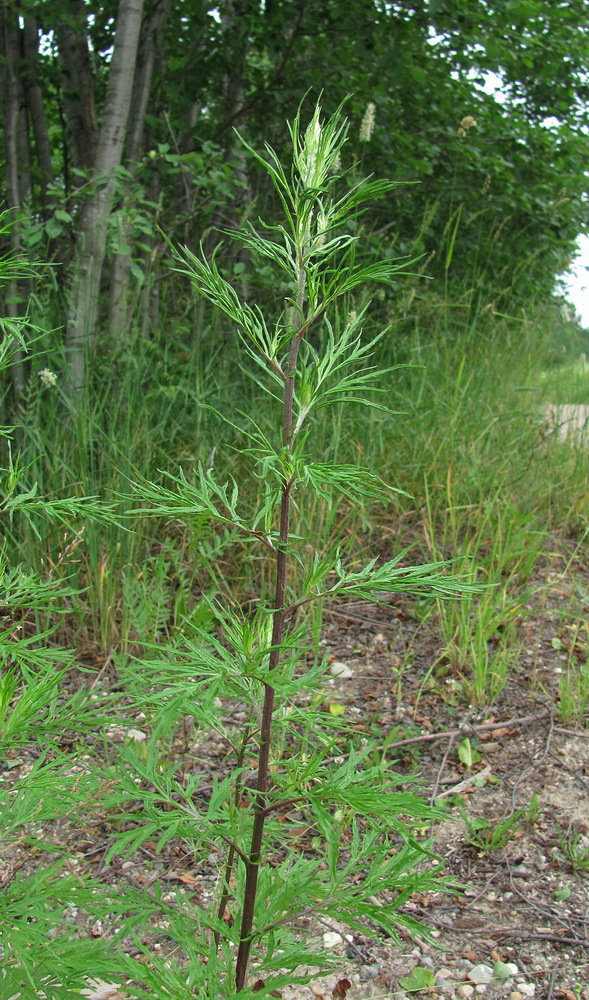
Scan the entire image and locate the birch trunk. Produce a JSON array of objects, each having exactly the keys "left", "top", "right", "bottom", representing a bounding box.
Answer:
[
  {"left": 65, "top": 0, "right": 145, "bottom": 392},
  {"left": 109, "top": 0, "right": 169, "bottom": 342}
]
